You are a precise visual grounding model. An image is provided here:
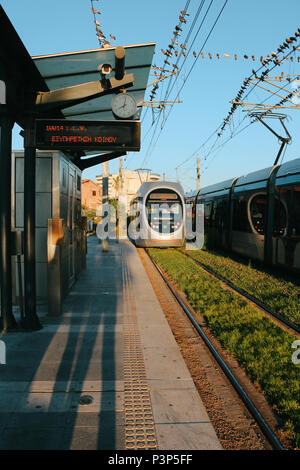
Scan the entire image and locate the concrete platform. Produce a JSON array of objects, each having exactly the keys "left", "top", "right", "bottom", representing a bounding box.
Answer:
[{"left": 0, "top": 236, "right": 222, "bottom": 450}]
